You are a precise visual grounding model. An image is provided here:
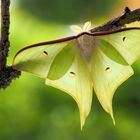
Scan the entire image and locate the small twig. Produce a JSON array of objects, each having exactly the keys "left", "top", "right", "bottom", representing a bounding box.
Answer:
[{"left": 91, "top": 7, "right": 140, "bottom": 32}]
